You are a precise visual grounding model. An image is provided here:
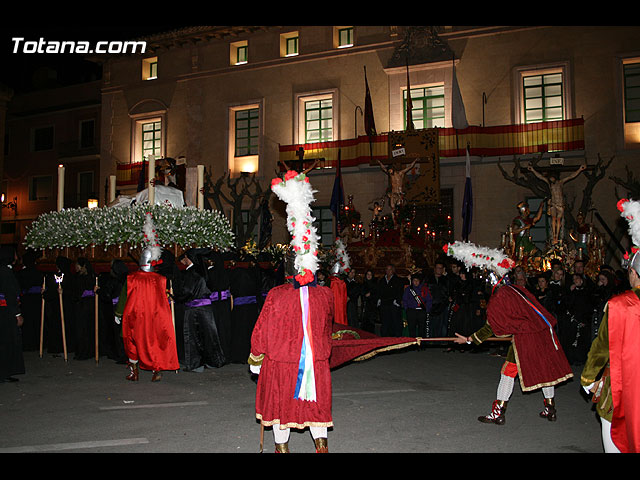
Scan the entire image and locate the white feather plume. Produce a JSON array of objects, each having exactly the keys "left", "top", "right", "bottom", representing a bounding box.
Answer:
[
  {"left": 444, "top": 240, "right": 515, "bottom": 277},
  {"left": 271, "top": 172, "right": 320, "bottom": 280},
  {"left": 142, "top": 211, "right": 162, "bottom": 261},
  {"left": 334, "top": 237, "right": 351, "bottom": 274},
  {"left": 618, "top": 198, "right": 640, "bottom": 248}
]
